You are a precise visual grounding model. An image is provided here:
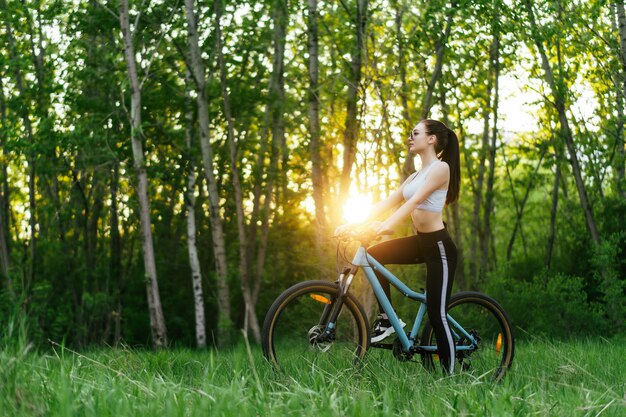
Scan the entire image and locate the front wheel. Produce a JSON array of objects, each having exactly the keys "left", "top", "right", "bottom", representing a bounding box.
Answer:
[
  {"left": 421, "top": 291, "right": 514, "bottom": 382},
  {"left": 262, "top": 280, "right": 370, "bottom": 372}
]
